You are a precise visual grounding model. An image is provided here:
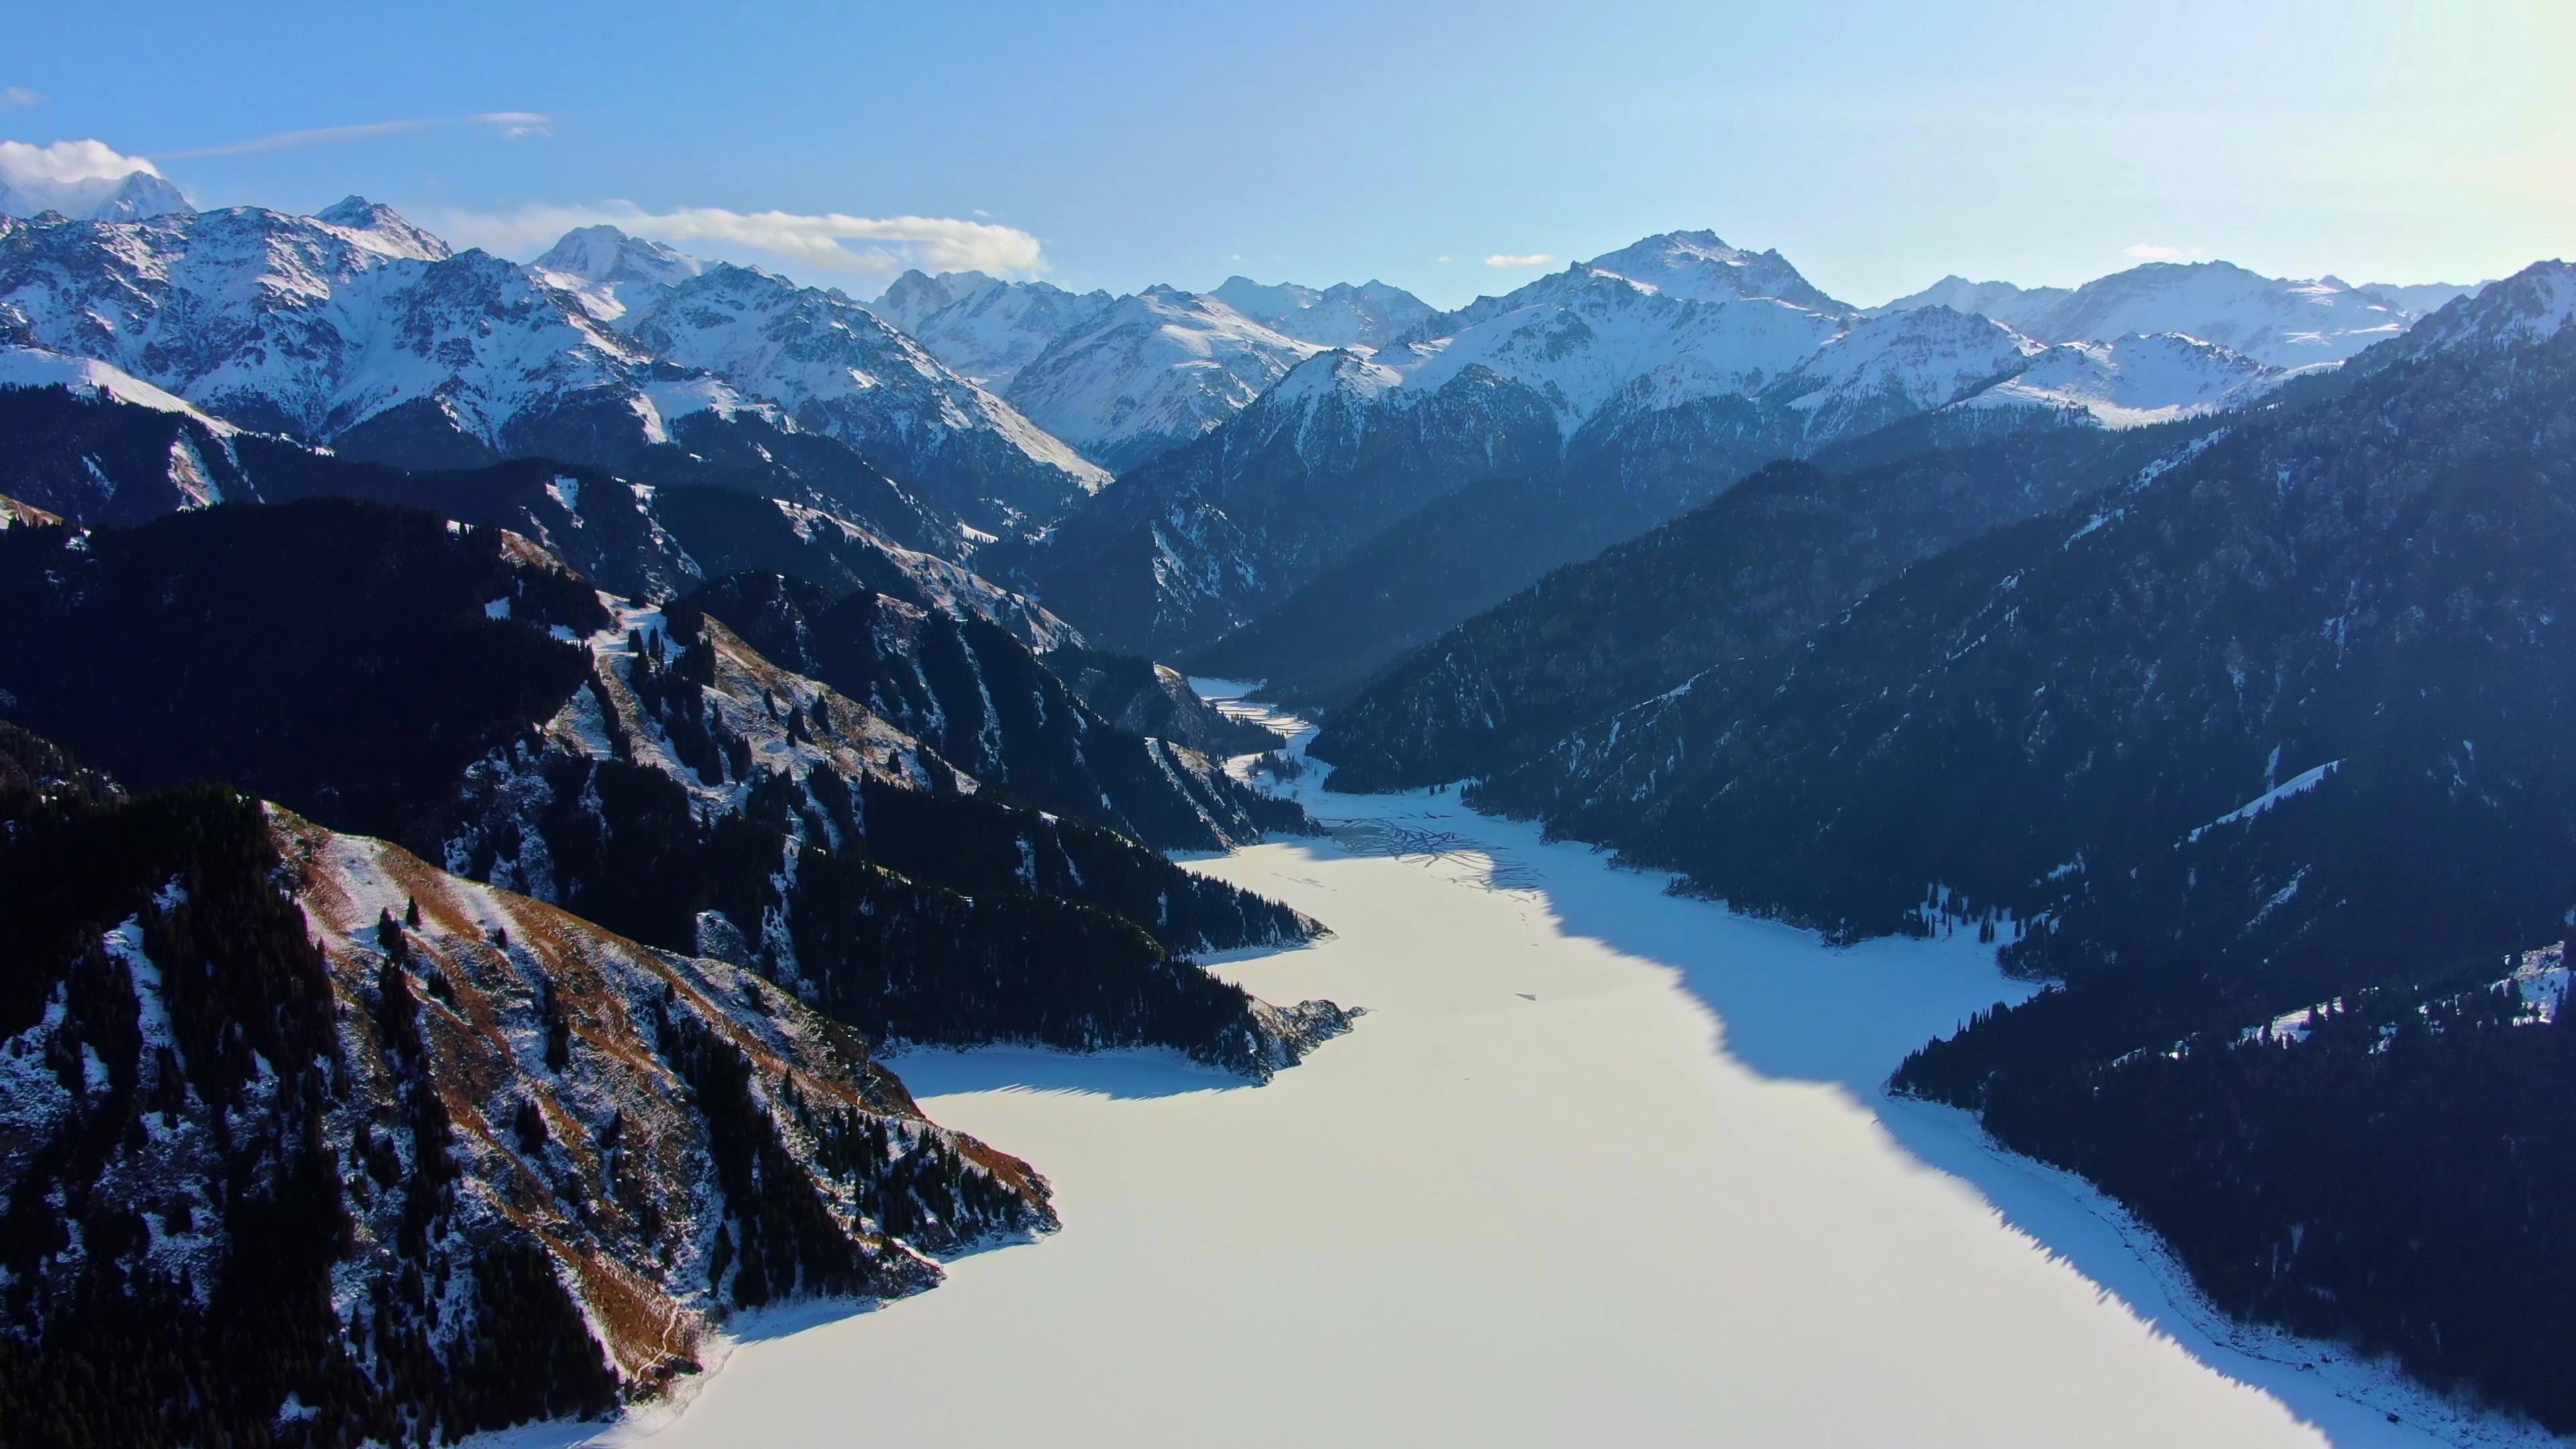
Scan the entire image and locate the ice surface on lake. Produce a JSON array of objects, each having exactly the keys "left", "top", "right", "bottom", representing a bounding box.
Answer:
[{"left": 516, "top": 684, "right": 2551, "bottom": 1449}]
